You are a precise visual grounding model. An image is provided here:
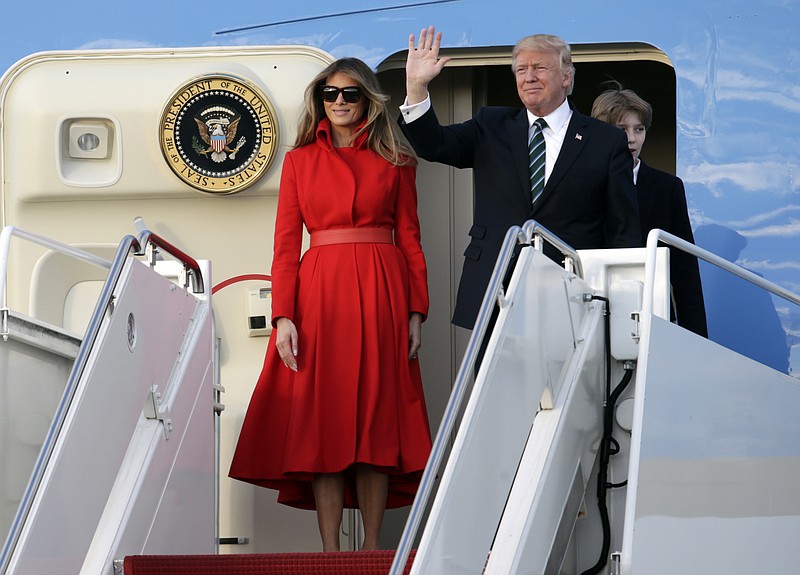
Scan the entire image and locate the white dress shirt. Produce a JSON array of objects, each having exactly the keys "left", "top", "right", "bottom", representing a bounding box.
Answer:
[
  {"left": 526, "top": 99, "right": 572, "bottom": 185},
  {"left": 400, "top": 95, "right": 573, "bottom": 186}
]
